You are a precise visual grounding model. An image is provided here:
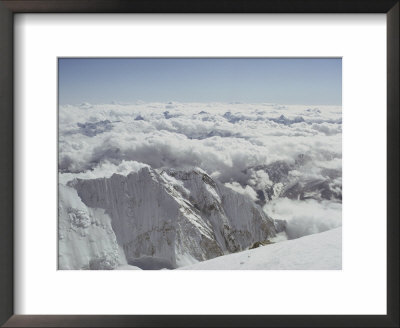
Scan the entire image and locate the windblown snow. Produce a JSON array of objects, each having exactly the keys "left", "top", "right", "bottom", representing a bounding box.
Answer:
[{"left": 58, "top": 102, "right": 342, "bottom": 270}]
